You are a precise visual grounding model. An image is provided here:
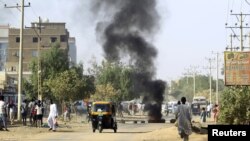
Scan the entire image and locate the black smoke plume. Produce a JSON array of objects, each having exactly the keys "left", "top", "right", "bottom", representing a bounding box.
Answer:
[{"left": 91, "top": 0, "right": 165, "bottom": 120}]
